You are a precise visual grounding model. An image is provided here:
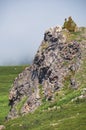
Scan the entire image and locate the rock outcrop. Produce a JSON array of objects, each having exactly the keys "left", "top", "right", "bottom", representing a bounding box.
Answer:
[
  {"left": 0, "top": 125, "right": 5, "bottom": 130},
  {"left": 7, "top": 26, "right": 82, "bottom": 119}
]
